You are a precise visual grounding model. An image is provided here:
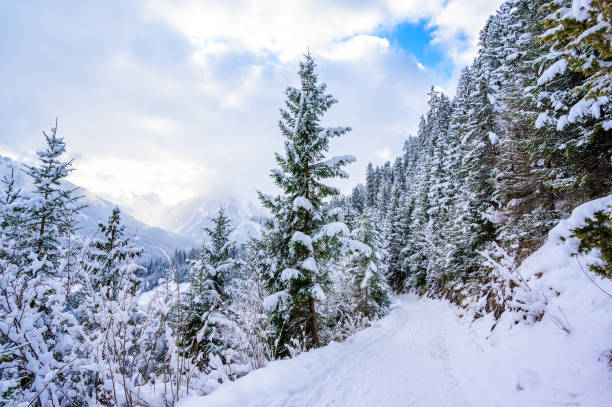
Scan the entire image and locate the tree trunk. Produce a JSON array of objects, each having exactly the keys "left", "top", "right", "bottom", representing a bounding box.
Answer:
[
  {"left": 365, "top": 287, "right": 369, "bottom": 317},
  {"left": 308, "top": 295, "right": 319, "bottom": 347}
]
